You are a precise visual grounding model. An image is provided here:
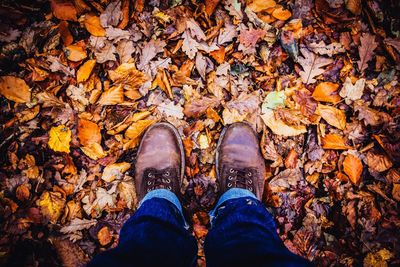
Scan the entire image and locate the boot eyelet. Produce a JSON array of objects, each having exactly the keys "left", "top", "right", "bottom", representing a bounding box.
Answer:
[
  {"left": 148, "top": 173, "right": 154, "bottom": 178},
  {"left": 248, "top": 180, "right": 253, "bottom": 184},
  {"left": 166, "top": 178, "right": 171, "bottom": 183},
  {"left": 248, "top": 187, "right": 253, "bottom": 191},
  {"left": 229, "top": 168, "right": 235, "bottom": 173},
  {"left": 165, "top": 171, "right": 170, "bottom": 176},
  {"left": 228, "top": 176, "right": 233, "bottom": 180},
  {"left": 167, "top": 186, "right": 172, "bottom": 190},
  {"left": 147, "top": 181, "right": 152, "bottom": 185},
  {"left": 247, "top": 172, "right": 252, "bottom": 177},
  {"left": 147, "top": 188, "right": 150, "bottom": 192},
  {"left": 227, "top": 183, "right": 232, "bottom": 187}
]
